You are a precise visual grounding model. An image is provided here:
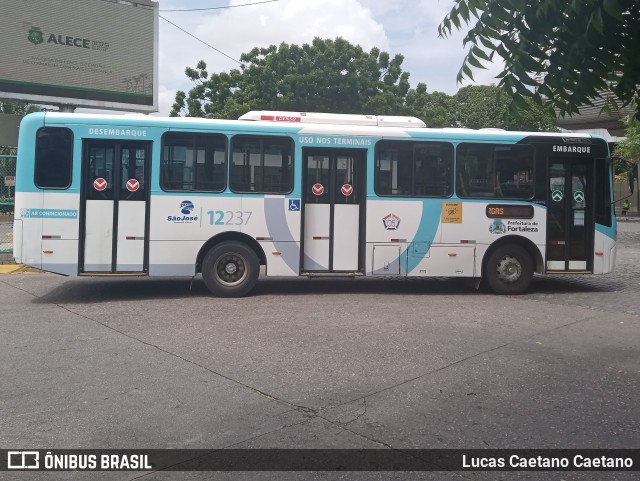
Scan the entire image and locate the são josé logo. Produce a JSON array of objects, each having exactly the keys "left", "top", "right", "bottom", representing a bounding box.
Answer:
[
  {"left": 167, "top": 200, "right": 198, "bottom": 223},
  {"left": 180, "top": 200, "right": 194, "bottom": 215}
]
